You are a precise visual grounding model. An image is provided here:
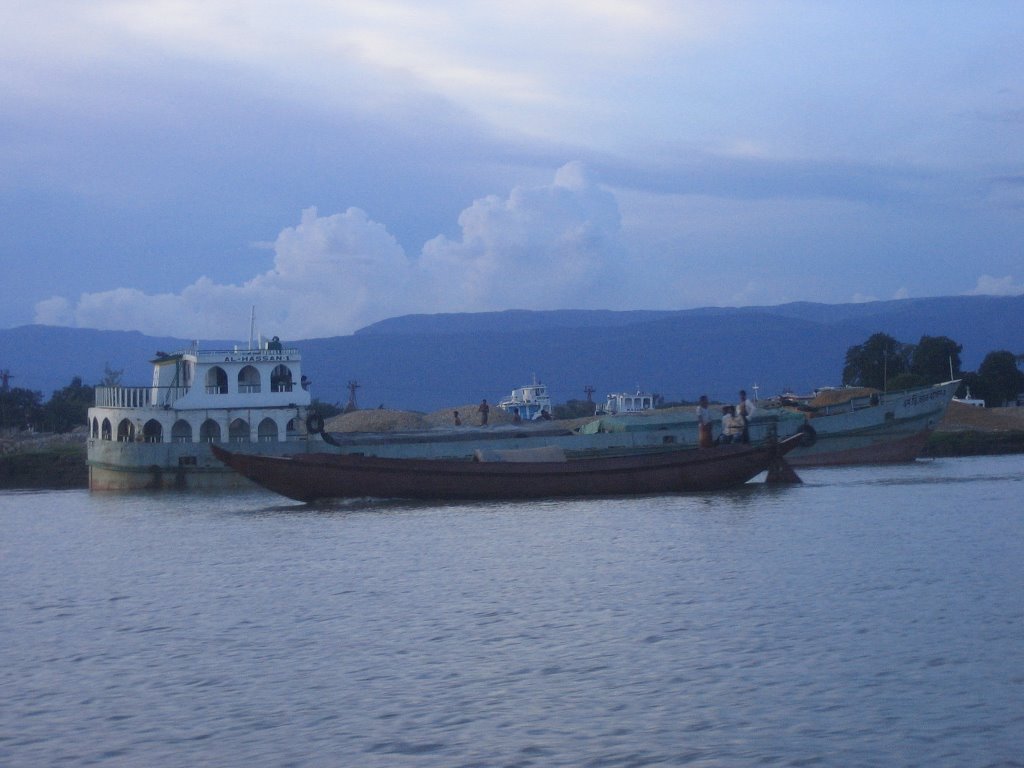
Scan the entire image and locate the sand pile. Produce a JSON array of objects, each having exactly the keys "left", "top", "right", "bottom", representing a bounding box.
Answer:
[
  {"left": 323, "top": 404, "right": 601, "bottom": 432},
  {"left": 424, "top": 404, "right": 515, "bottom": 427},
  {"left": 939, "top": 402, "right": 1024, "bottom": 432},
  {"left": 325, "top": 409, "right": 430, "bottom": 433},
  {"left": 809, "top": 387, "right": 879, "bottom": 407}
]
